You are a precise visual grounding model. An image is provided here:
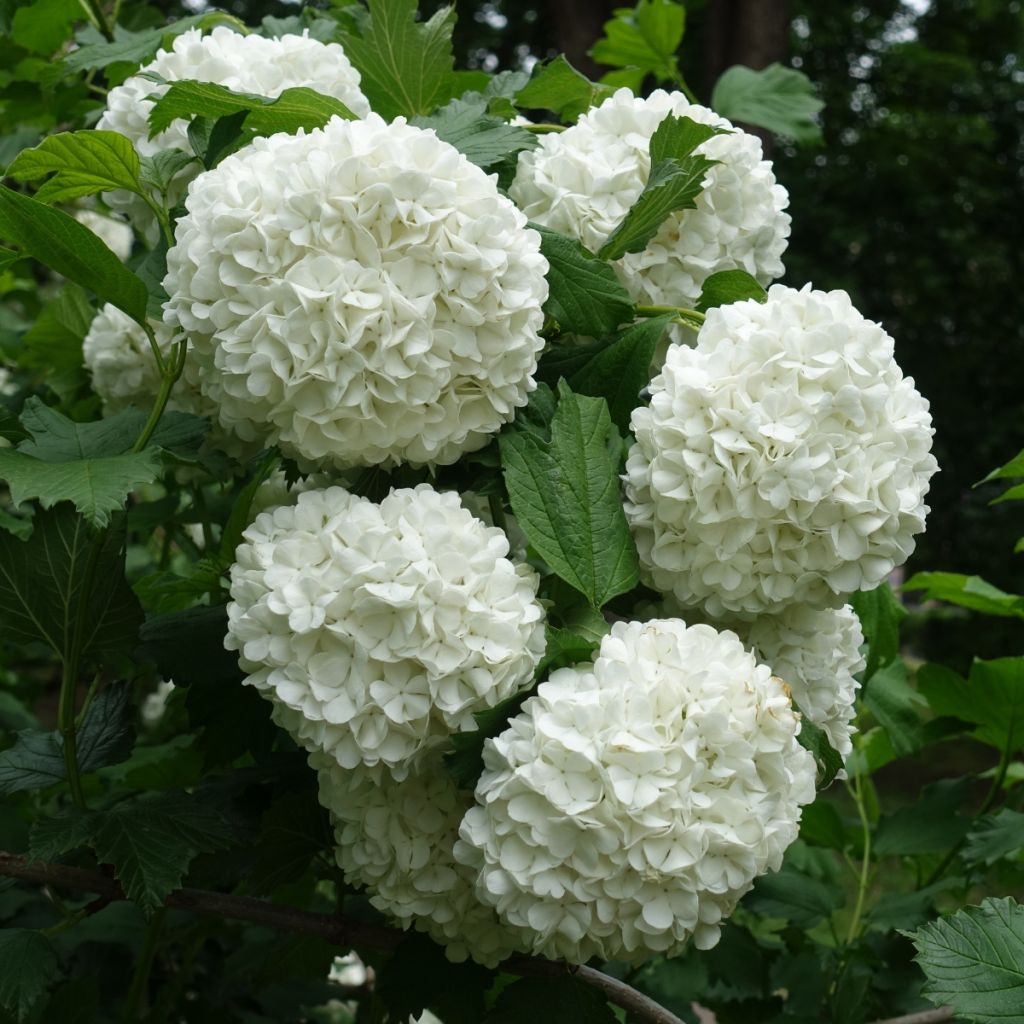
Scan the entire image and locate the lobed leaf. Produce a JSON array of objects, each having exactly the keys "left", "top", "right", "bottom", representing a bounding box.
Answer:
[
  {"left": 515, "top": 55, "right": 614, "bottom": 122},
  {"left": 711, "top": 62, "right": 824, "bottom": 144},
  {"left": 590, "top": 0, "right": 686, "bottom": 85},
  {"left": 412, "top": 94, "right": 535, "bottom": 167},
  {"left": 903, "top": 571, "right": 1024, "bottom": 620},
  {"left": 0, "top": 930, "right": 60, "bottom": 1023}
]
